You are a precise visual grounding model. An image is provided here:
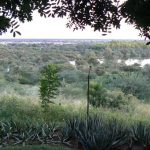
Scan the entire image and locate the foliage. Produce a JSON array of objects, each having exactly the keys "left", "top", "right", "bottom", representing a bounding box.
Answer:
[
  {"left": 18, "top": 70, "right": 38, "bottom": 85},
  {"left": 104, "top": 72, "right": 150, "bottom": 101},
  {"left": 1, "top": 145, "right": 70, "bottom": 150},
  {"left": 0, "top": 95, "right": 41, "bottom": 124},
  {"left": 89, "top": 81, "right": 107, "bottom": 107},
  {"left": 105, "top": 90, "right": 130, "bottom": 109},
  {"left": 0, "top": 120, "right": 62, "bottom": 147},
  {"left": 0, "top": 94, "right": 77, "bottom": 124},
  {"left": 1, "top": 42, "right": 150, "bottom": 102},
  {"left": 40, "top": 64, "right": 60, "bottom": 112},
  {"left": 132, "top": 121, "right": 150, "bottom": 149},
  {"left": 121, "top": 0, "right": 150, "bottom": 39},
  {"left": 58, "top": 69, "right": 96, "bottom": 84},
  {"left": 2, "top": 93, "right": 150, "bottom": 149},
  {"left": 89, "top": 81, "right": 130, "bottom": 109},
  {"left": 0, "top": 0, "right": 121, "bottom": 36},
  {"left": 64, "top": 116, "right": 128, "bottom": 150},
  {"left": 0, "top": 0, "right": 150, "bottom": 39}
]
